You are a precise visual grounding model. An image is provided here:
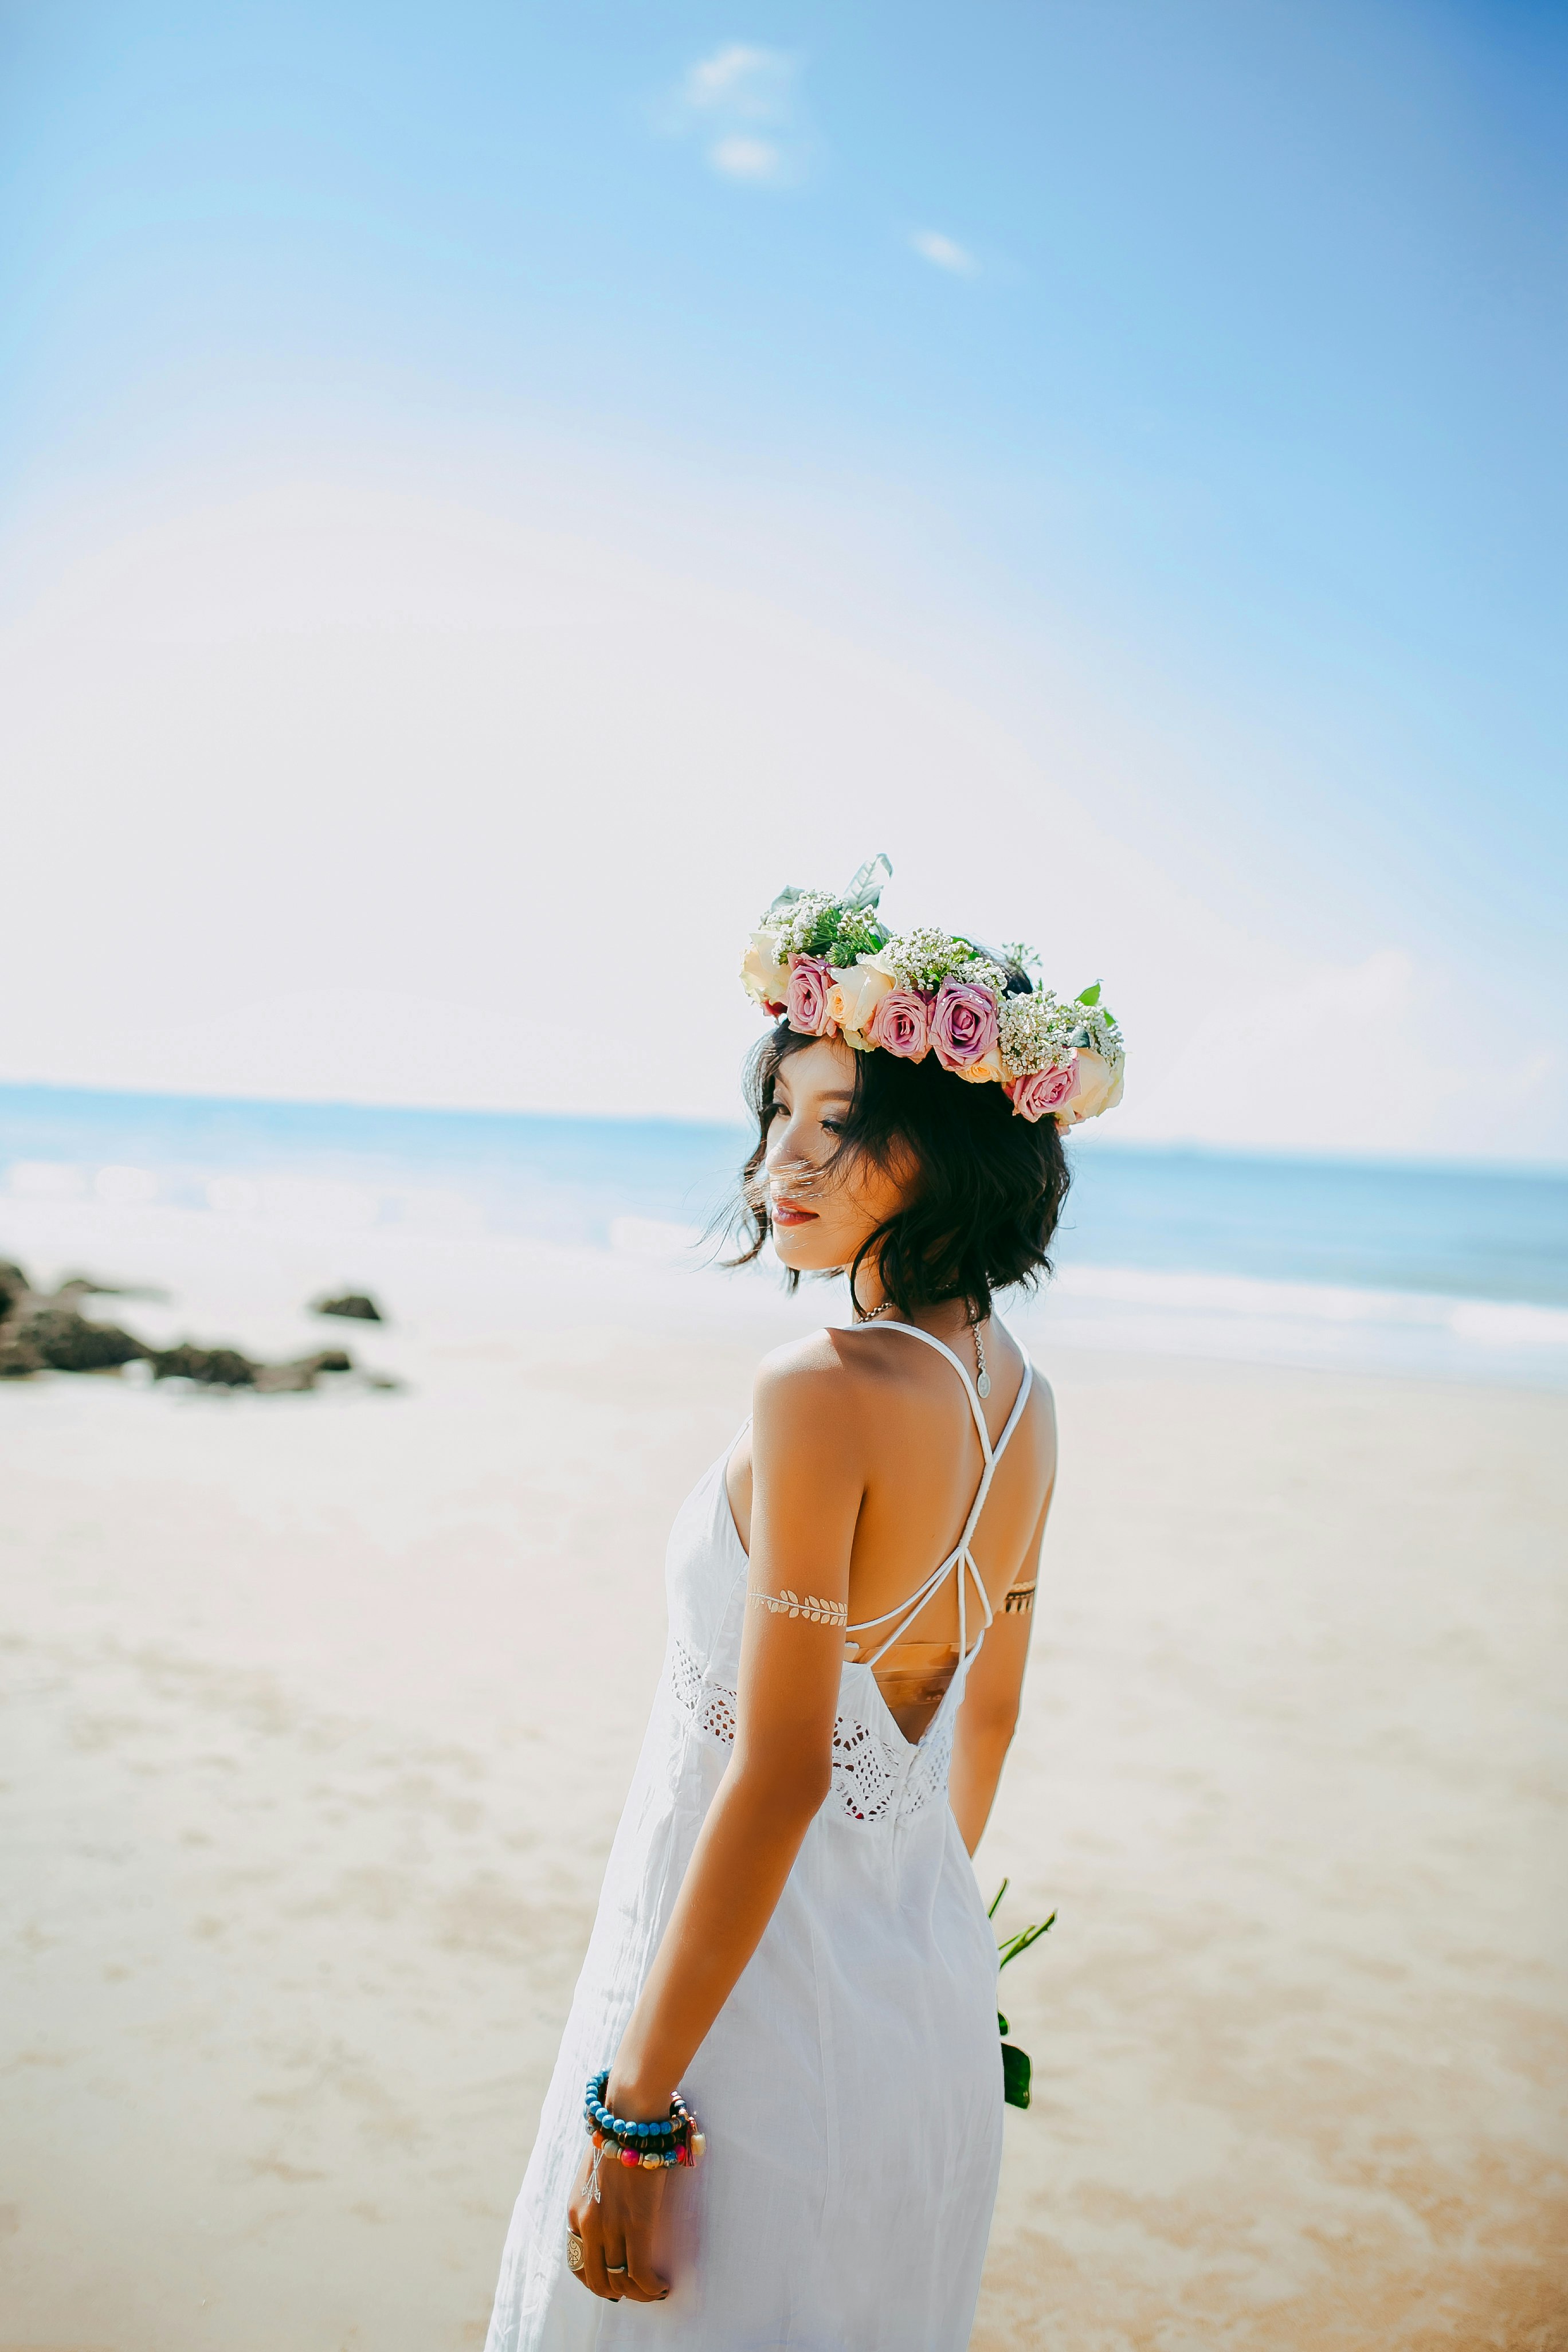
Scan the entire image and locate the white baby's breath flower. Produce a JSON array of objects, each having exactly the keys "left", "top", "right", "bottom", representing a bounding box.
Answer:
[
  {"left": 1065, "top": 998, "right": 1123, "bottom": 1065},
  {"left": 763, "top": 887, "right": 889, "bottom": 966},
  {"left": 767, "top": 890, "right": 837, "bottom": 959},
  {"left": 883, "top": 928, "right": 1000, "bottom": 995},
  {"left": 997, "top": 990, "right": 1075, "bottom": 1079}
]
